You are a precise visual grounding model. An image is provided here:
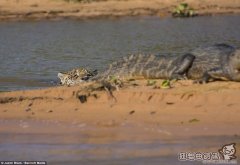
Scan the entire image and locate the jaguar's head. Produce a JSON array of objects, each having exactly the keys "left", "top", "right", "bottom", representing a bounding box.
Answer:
[{"left": 58, "top": 68, "right": 98, "bottom": 86}]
